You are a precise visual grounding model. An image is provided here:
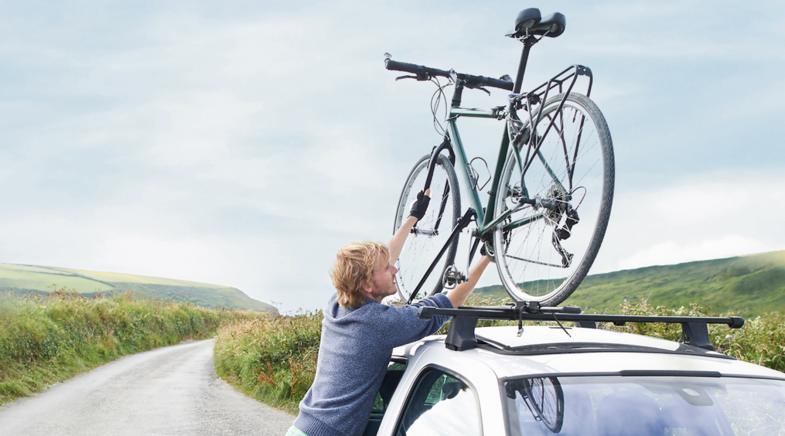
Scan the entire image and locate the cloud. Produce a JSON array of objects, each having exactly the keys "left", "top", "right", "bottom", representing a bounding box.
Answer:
[
  {"left": 596, "top": 169, "right": 785, "bottom": 273},
  {"left": 1, "top": 1, "right": 784, "bottom": 311}
]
